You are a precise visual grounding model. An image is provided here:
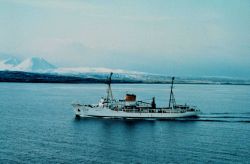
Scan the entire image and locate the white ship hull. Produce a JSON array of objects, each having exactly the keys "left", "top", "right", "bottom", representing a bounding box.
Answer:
[{"left": 73, "top": 104, "right": 199, "bottom": 119}]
